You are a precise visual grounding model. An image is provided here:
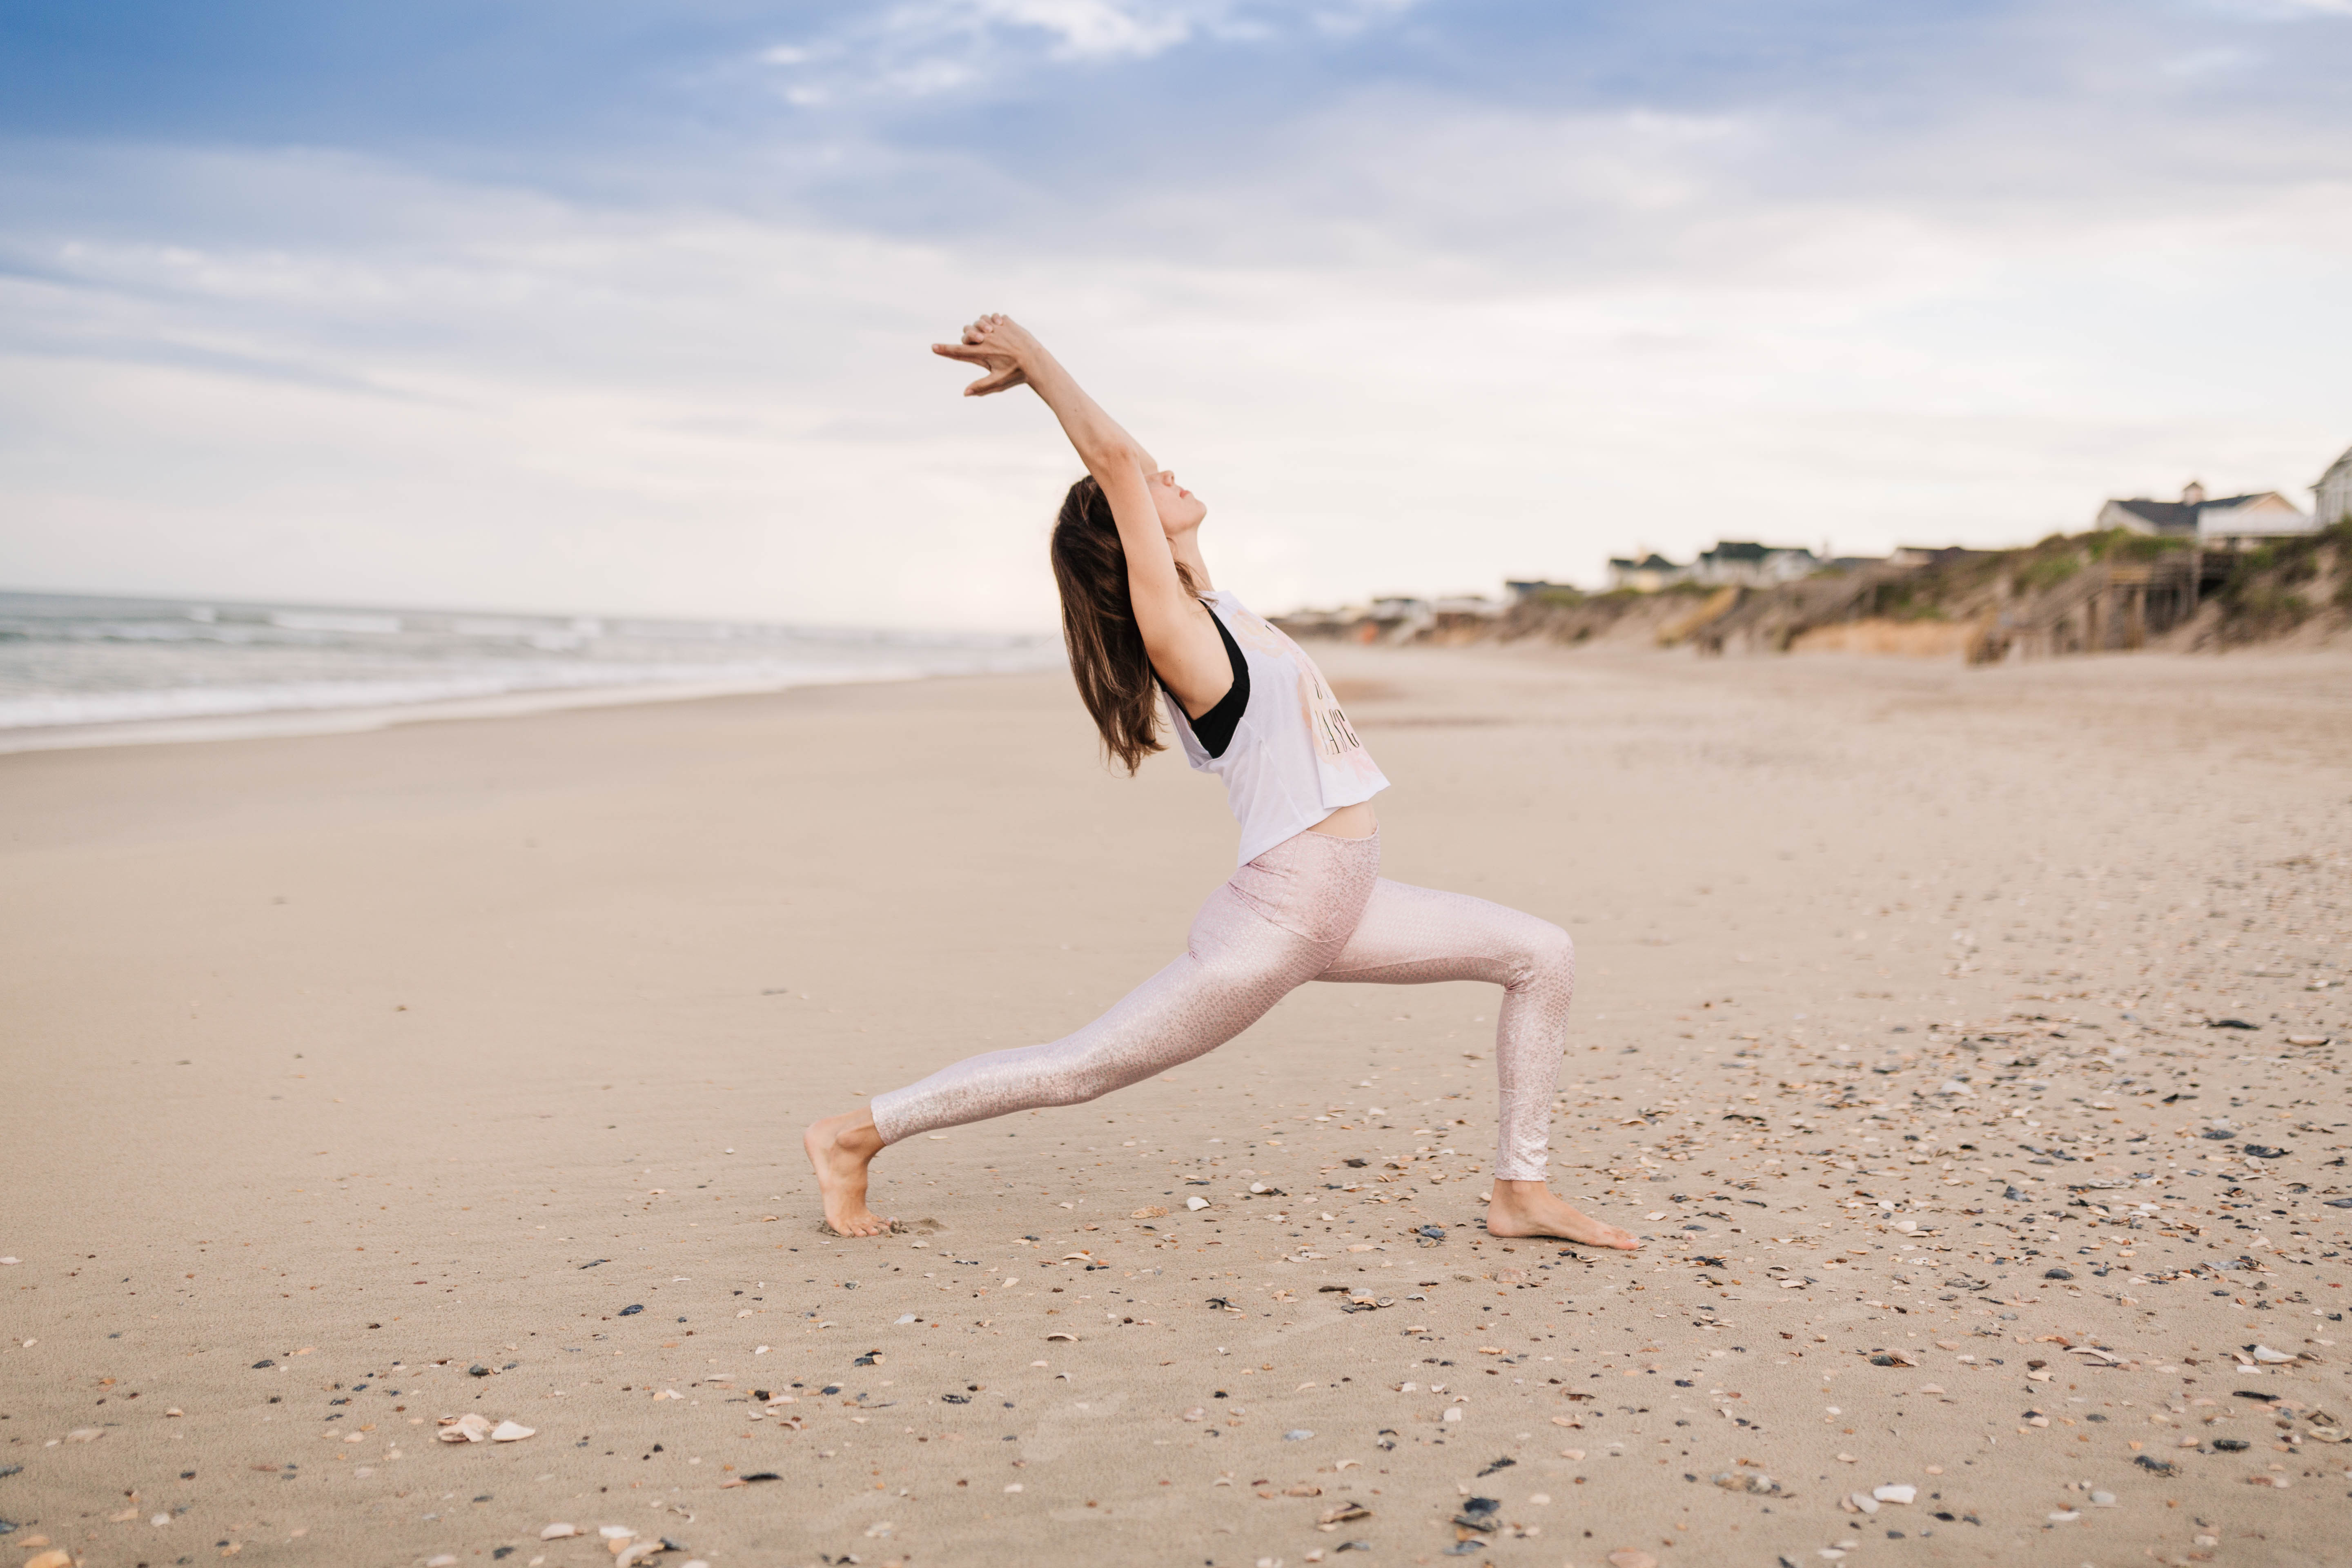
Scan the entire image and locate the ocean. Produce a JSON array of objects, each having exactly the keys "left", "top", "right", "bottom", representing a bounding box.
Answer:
[{"left": 0, "top": 589, "right": 1062, "bottom": 752}]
